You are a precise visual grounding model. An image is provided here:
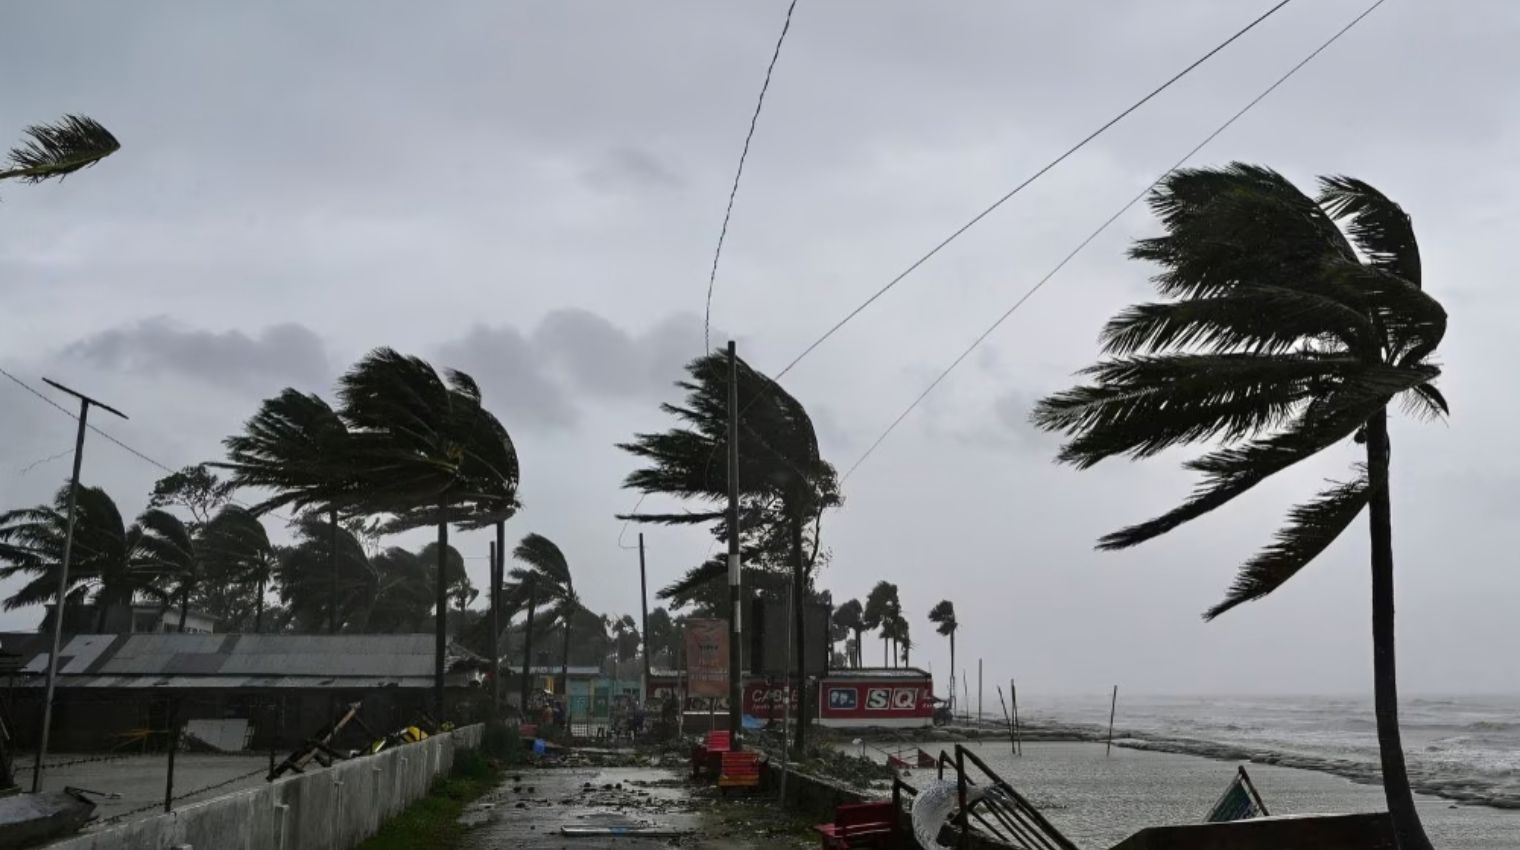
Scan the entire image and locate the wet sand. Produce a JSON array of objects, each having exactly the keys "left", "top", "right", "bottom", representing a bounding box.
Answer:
[{"left": 923, "top": 740, "right": 1520, "bottom": 850}]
